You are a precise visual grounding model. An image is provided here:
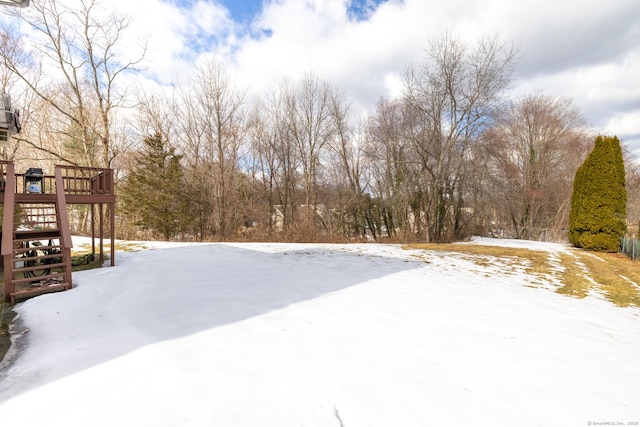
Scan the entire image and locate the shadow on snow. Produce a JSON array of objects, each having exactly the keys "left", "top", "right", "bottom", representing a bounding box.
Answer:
[{"left": 0, "top": 243, "right": 423, "bottom": 401}]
